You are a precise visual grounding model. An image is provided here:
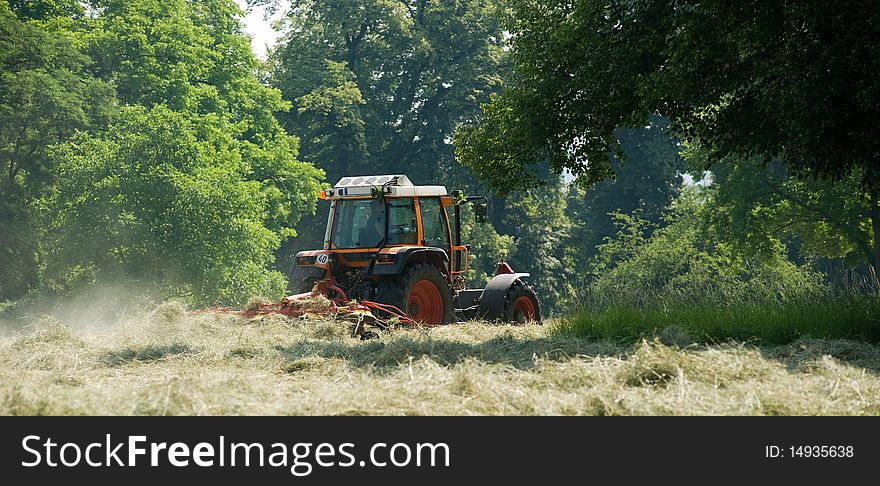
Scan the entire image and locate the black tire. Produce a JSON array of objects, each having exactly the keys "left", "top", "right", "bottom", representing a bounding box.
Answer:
[
  {"left": 505, "top": 283, "right": 543, "bottom": 324},
  {"left": 288, "top": 266, "right": 323, "bottom": 294},
  {"left": 374, "top": 263, "right": 453, "bottom": 325}
]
